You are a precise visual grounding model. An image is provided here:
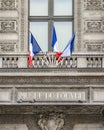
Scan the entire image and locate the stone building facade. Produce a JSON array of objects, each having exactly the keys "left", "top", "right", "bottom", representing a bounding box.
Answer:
[{"left": 0, "top": 0, "right": 104, "bottom": 130}]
